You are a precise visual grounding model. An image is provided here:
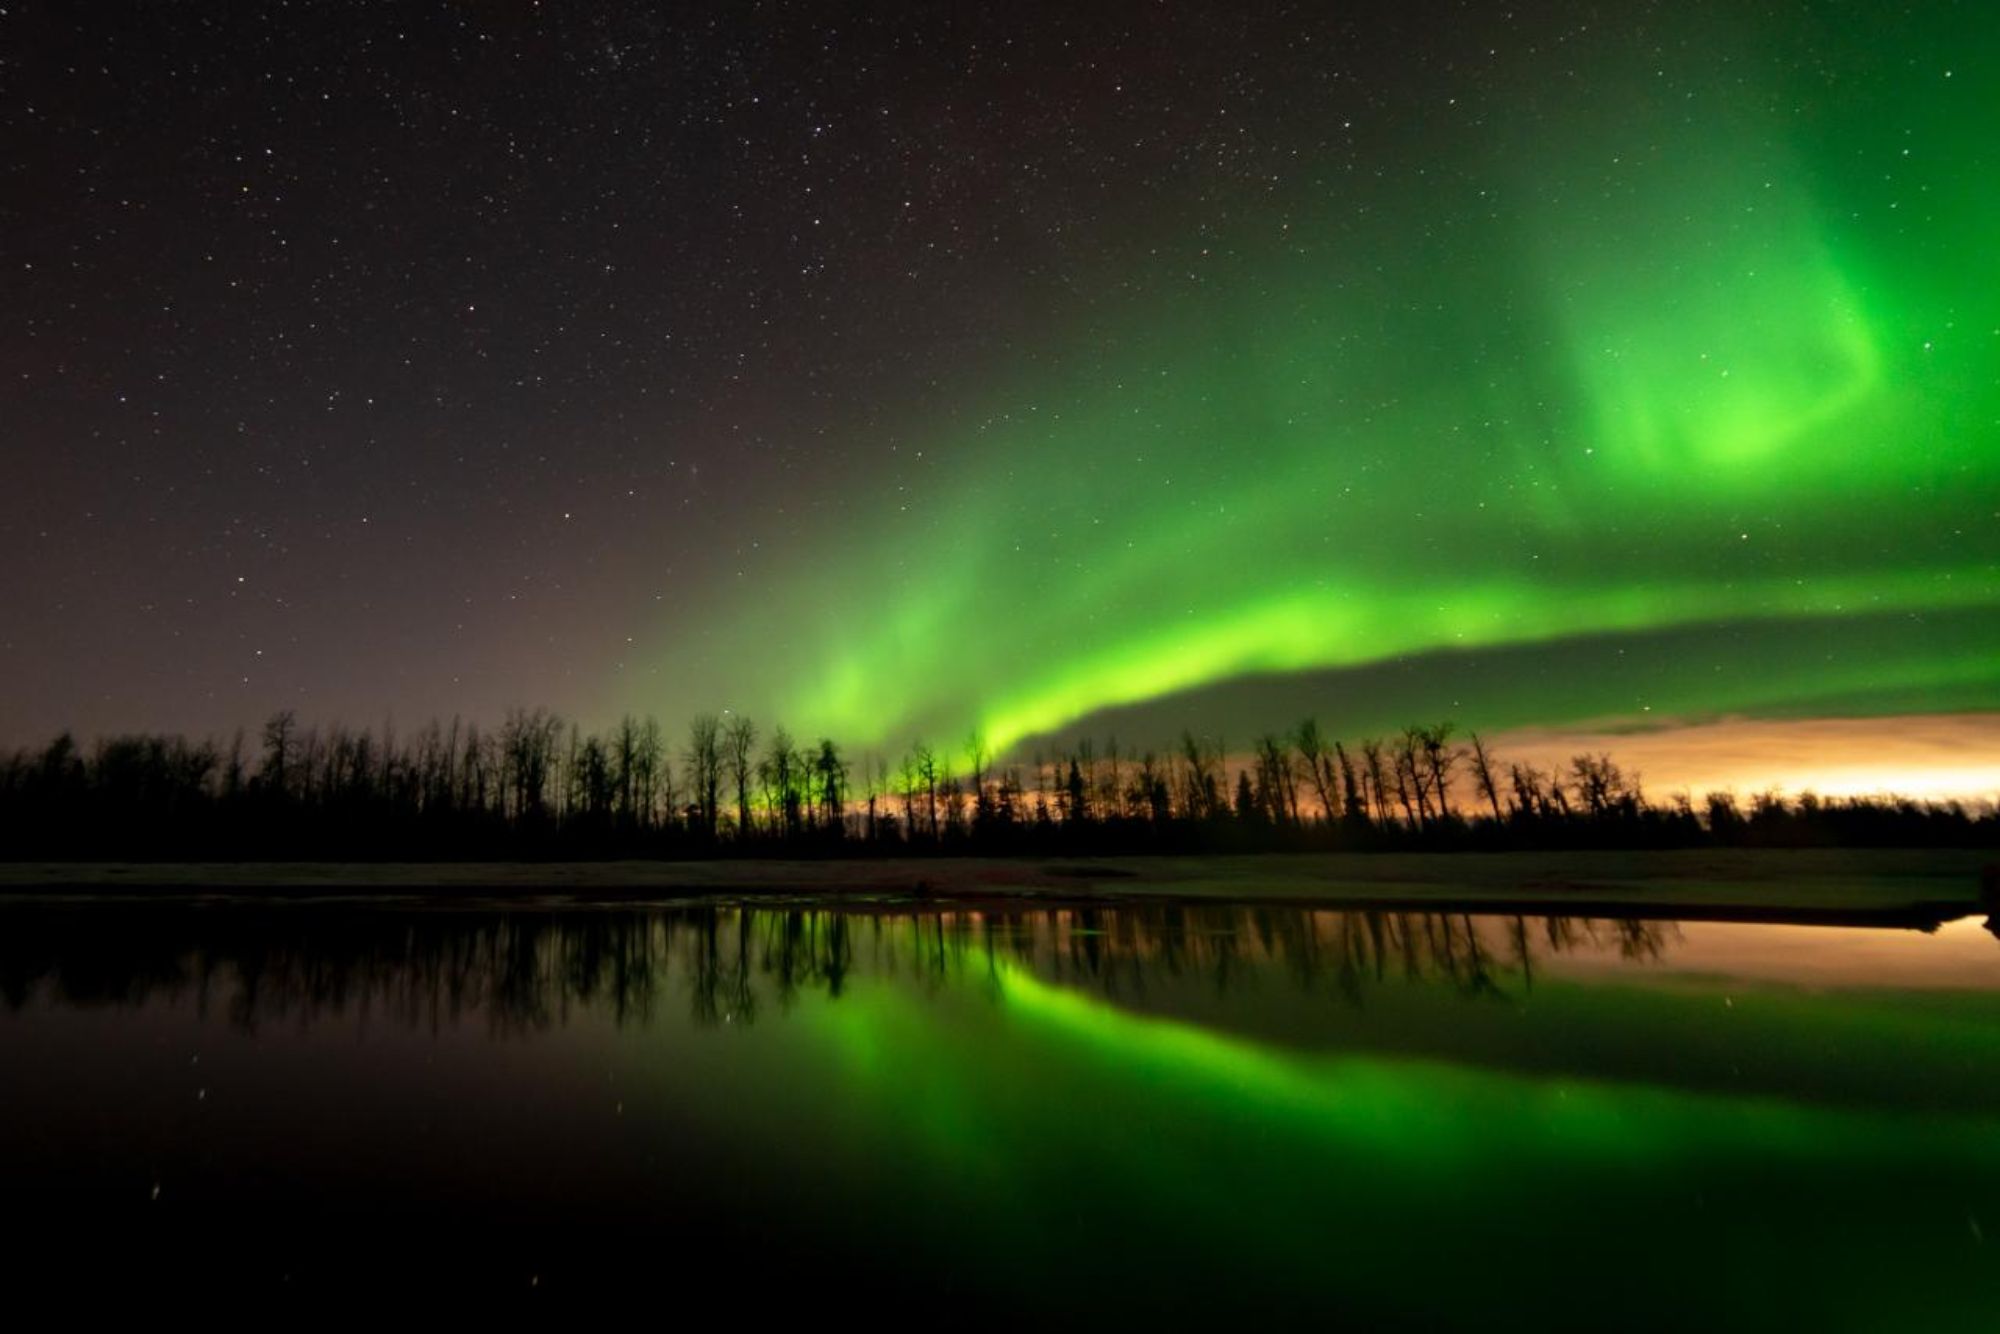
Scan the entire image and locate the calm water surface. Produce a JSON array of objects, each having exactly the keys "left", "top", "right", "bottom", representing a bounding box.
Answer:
[{"left": 3, "top": 897, "right": 1997, "bottom": 1324}]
